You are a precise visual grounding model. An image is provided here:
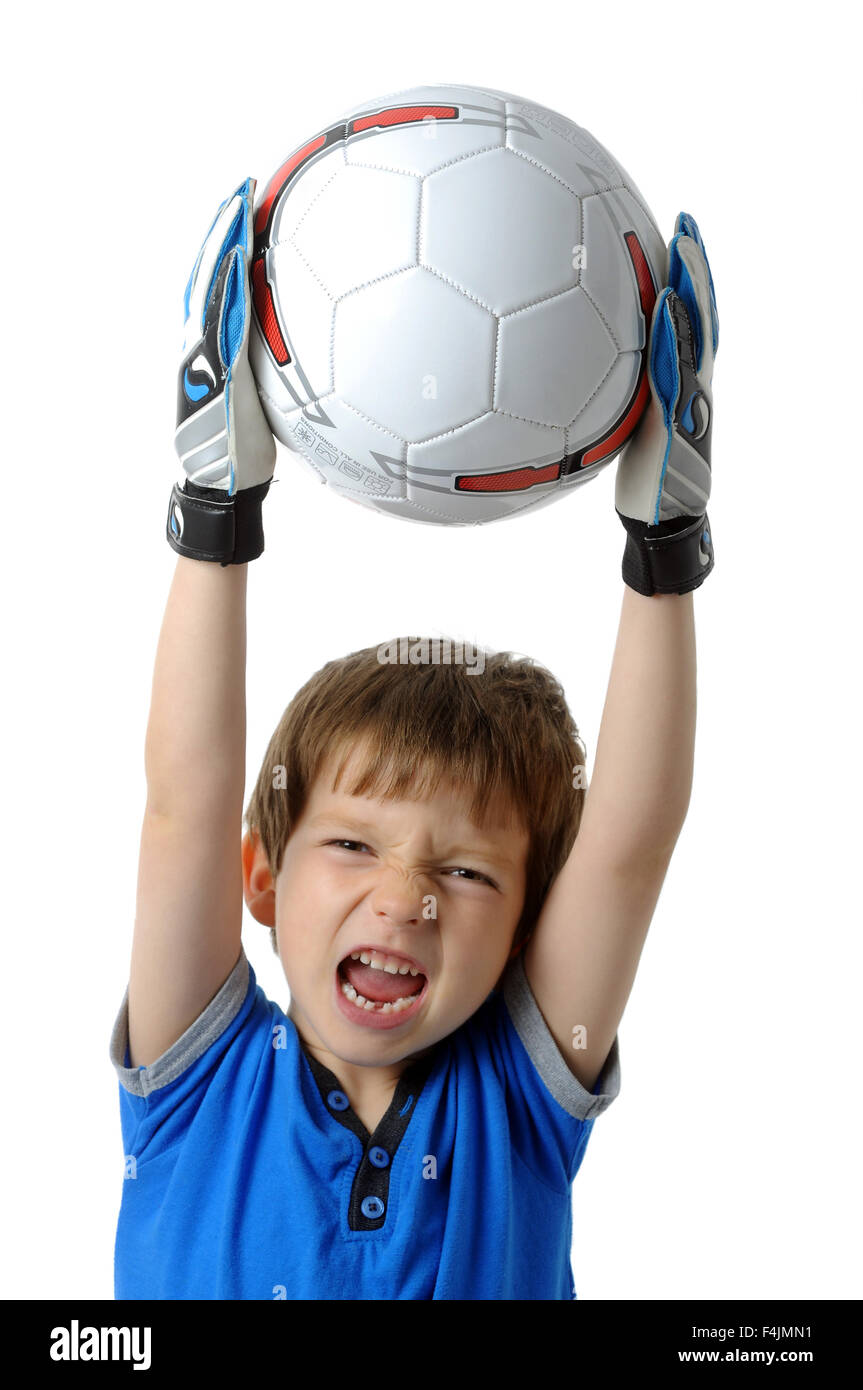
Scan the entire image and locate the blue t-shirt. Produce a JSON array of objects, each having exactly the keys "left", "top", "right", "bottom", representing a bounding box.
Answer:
[{"left": 109, "top": 947, "right": 620, "bottom": 1300}]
